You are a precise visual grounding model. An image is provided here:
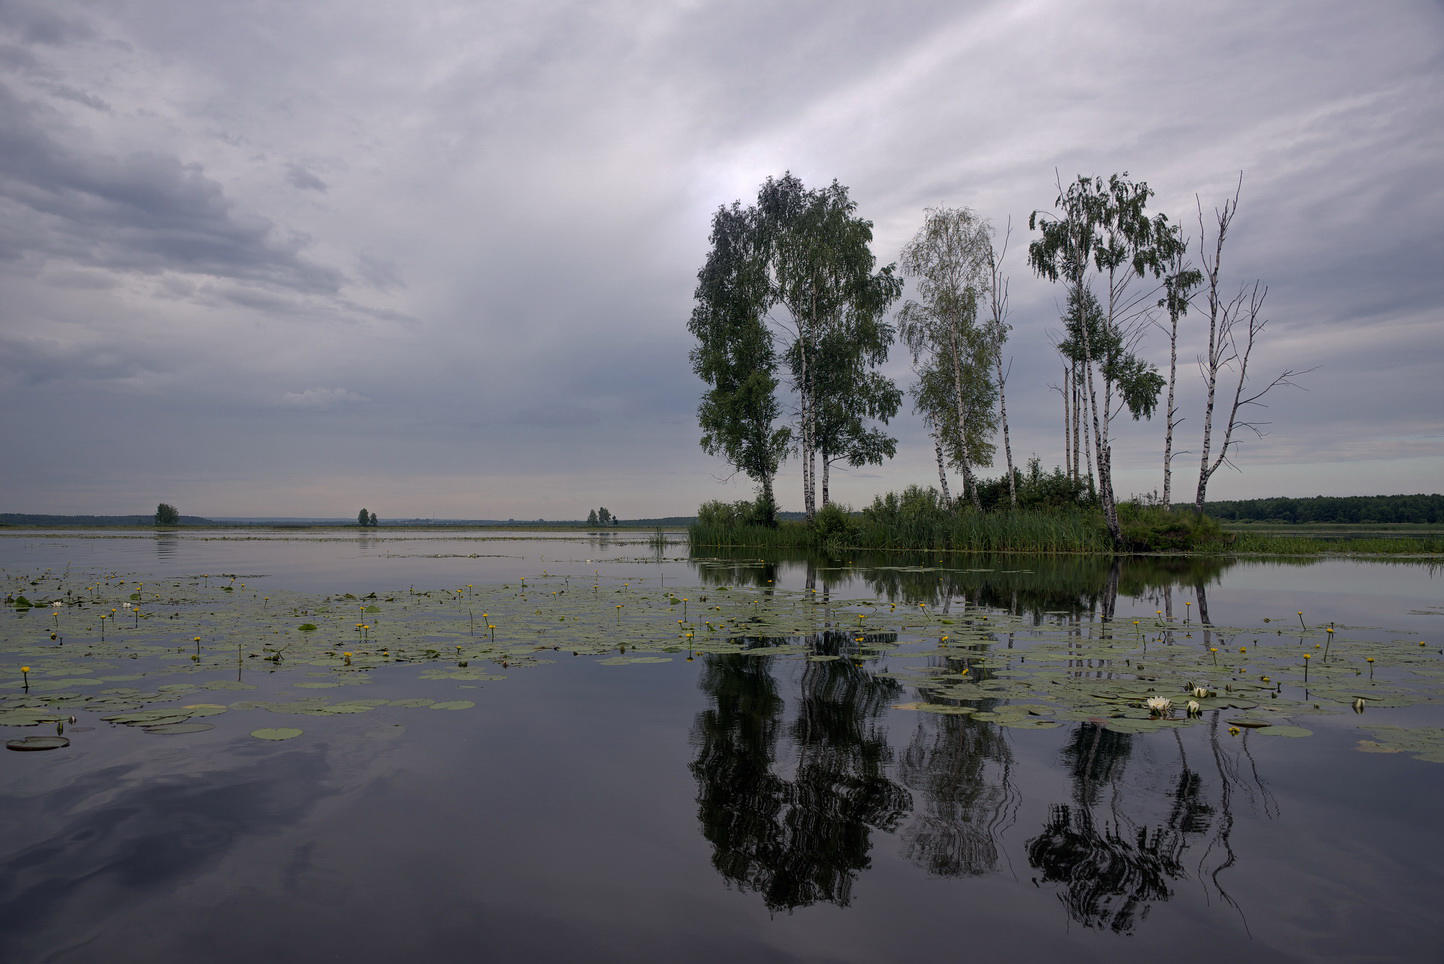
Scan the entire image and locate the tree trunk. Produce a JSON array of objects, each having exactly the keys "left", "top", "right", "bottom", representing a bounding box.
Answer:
[
  {"left": 934, "top": 434, "right": 952, "bottom": 507},
  {"left": 798, "top": 334, "right": 816, "bottom": 521},
  {"left": 996, "top": 346, "right": 1015, "bottom": 506},
  {"left": 1162, "top": 304, "right": 1180, "bottom": 511},
  {"left": 821, "top": 457, "right": 830, "bottom": 508},
  {"left": 949, "top": 328, "right": 981, "bottom": 510},
  {"left": 1061, "top": 365, "right": 1072, "bottom": 483}
]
